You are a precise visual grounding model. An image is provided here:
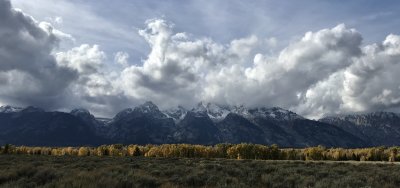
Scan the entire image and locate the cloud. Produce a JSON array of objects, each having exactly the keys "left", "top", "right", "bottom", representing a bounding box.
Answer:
[
  {"left": 0, "top": 0, "right": 77, "bottom": 108},
  {"left": 341, "top": 34, "right": 400, "bottom": 111},
  {"left": 121, "top": 19, "right": 399, "bottom": 119},
  {"left": 54, "top": 16, "right": 62, "bottom": 24},
  {"left": 0, "top": 0, "right": 134, "bottom": 117},
  {"left": 114, "top": 51, "right": 130, "bottom": 67},
  {"left": 117, "top": 19, "right": 263, "bottom": 109},
  {"left": 56, "top": 44, "right": 105, "bottom": 75},
  {"left": 202, "top": 24, "right": 363, "bottom": 111},
  {"left": 54, "top": 44, "right": 132, "bottom": 117},
  {"left": 294, "top": 34, "right": 400, "bottom": 118},
  {"left": 45, "top": 16, "right": 63, "bottom": 25},
  {"left": 2, "top": 0, "right": 400, "bottom": 119}
]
